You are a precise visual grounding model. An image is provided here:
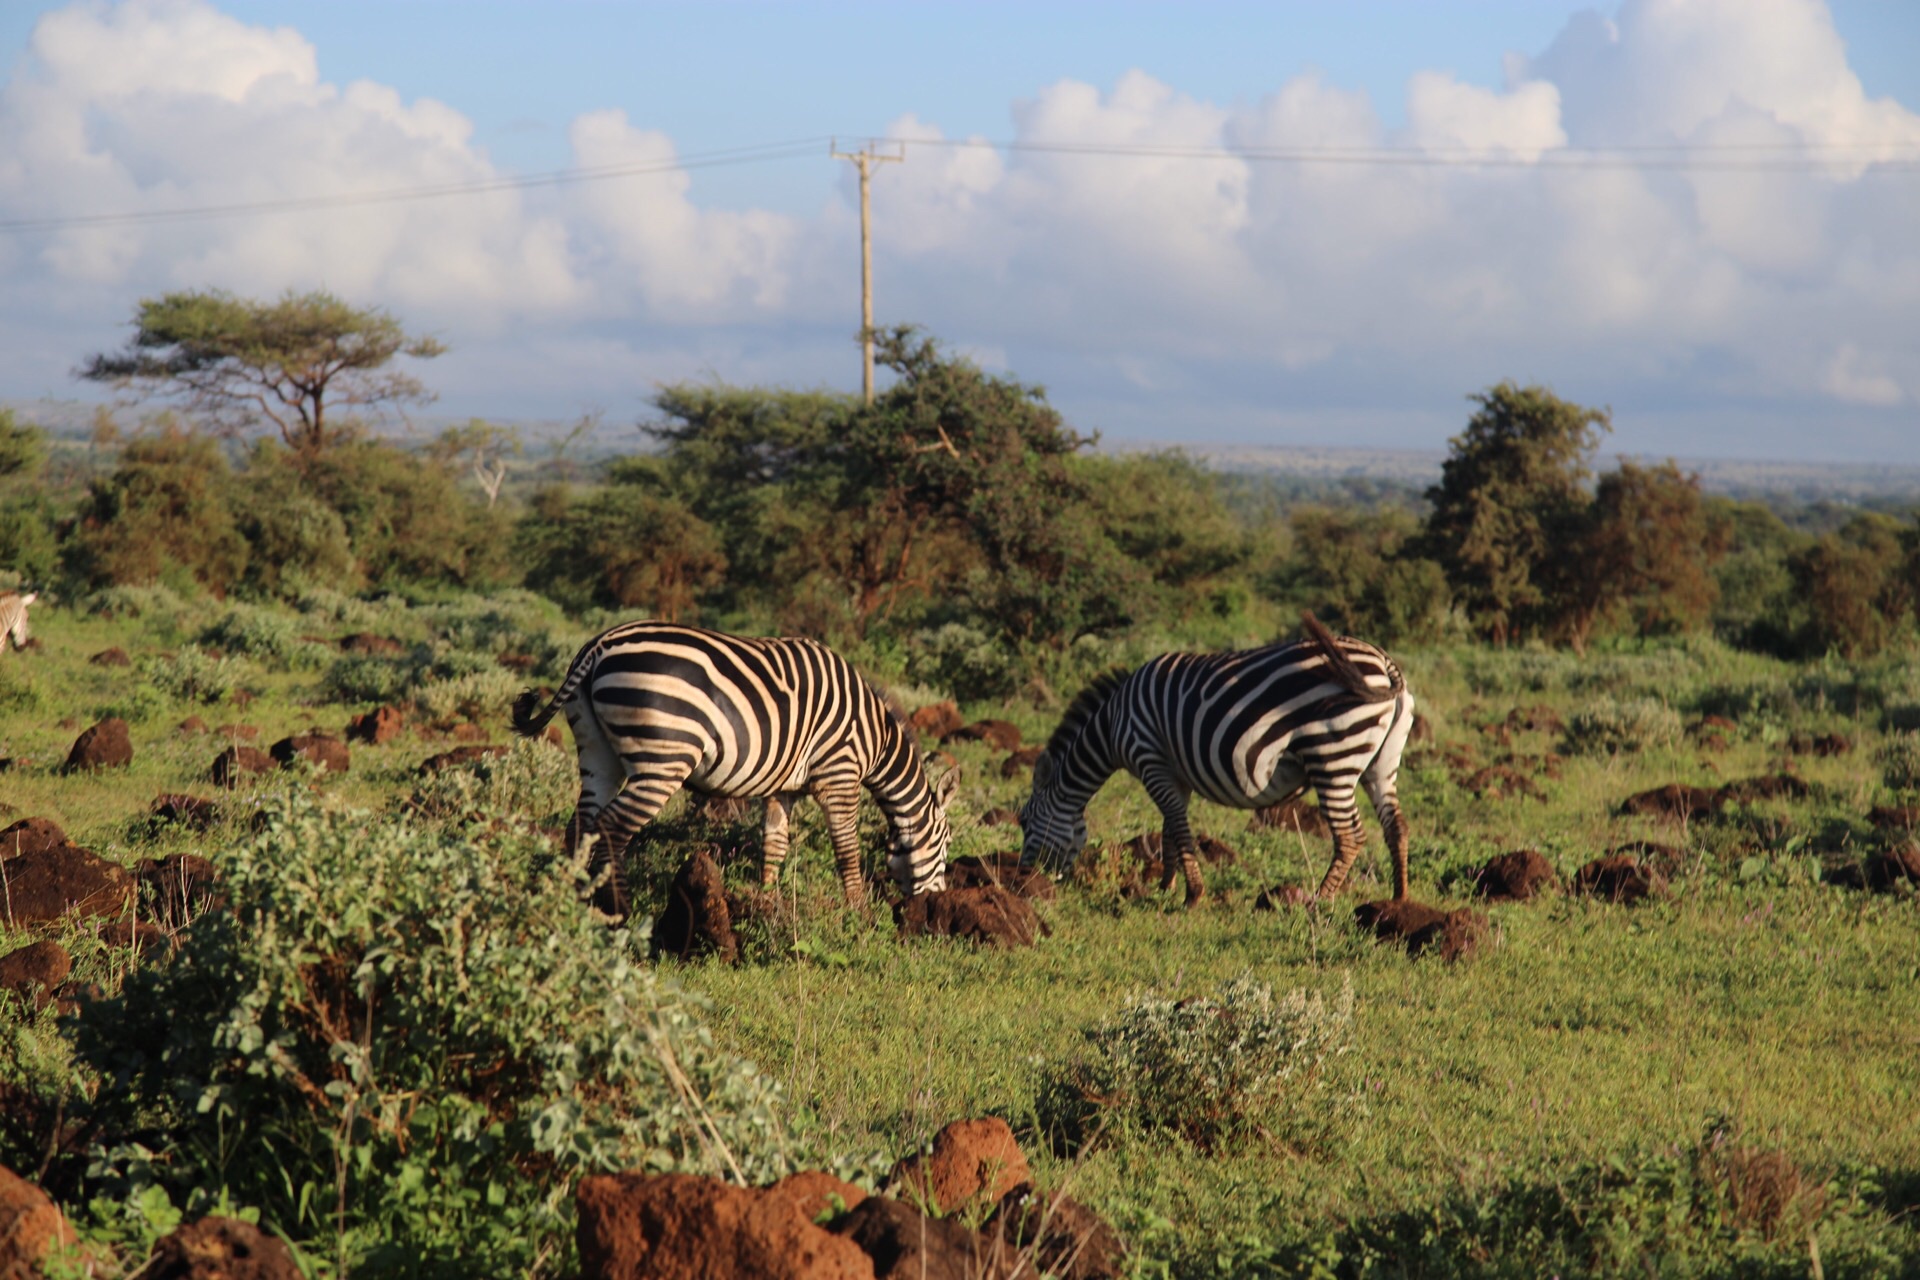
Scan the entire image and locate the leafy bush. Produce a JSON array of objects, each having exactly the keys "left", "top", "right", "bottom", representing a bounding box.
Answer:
[
  {"left": 319, "top": 653, "right": 423, "bottom": 705},
  {"left": 70, "top": 792, "right": 799, "bottom": 1277},
  {"left": 1878, "top": 732, "right": 1920, "bottom": 796},
  {"left": 1563, "top": 697, "right": 1684, "bottom": 755},
  {"left": 405, "top": 739, "right": 577, "bottom": 826},
  {"left": 140, "top": 646, "right": 241, "bottom": 705},
  {"left": 909, "top": 622, "right": 1023, "bottom": 703},
  {"left": 199, "top": 607, "right": 330, "bottom": 670},
  {"left": 412, "top": 667, "right": 522, "bottom": 724},
  {"left": 1038, "top": 974, "right": 1354, "bottom": 1152}
]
